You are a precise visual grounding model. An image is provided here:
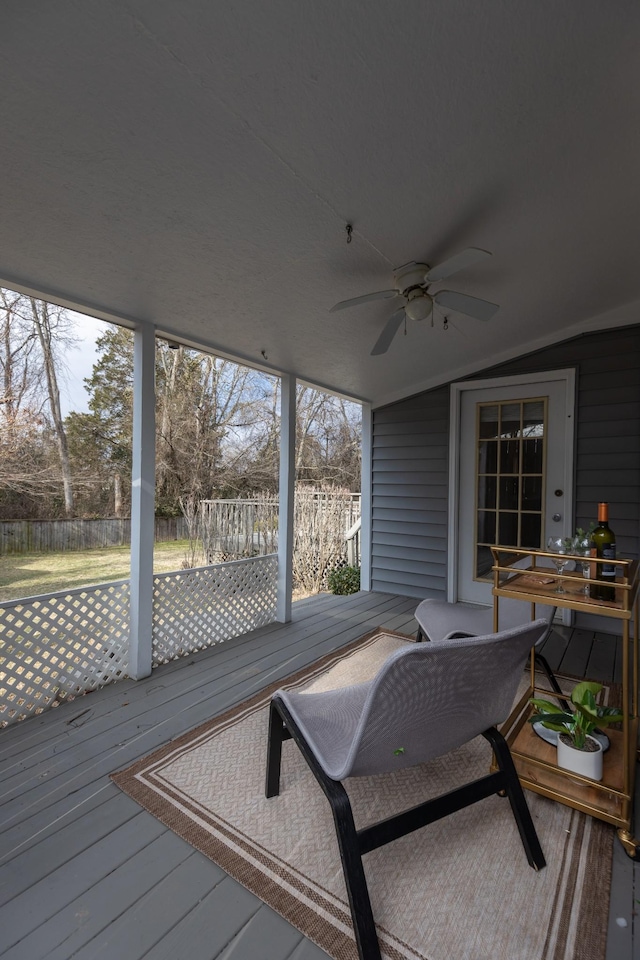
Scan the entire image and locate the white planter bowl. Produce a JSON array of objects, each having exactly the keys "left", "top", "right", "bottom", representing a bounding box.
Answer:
[{"left": 557, "top": 733, "right": 603, "bottom": 781}]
